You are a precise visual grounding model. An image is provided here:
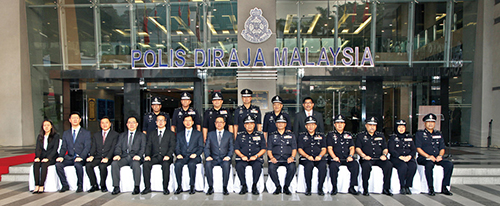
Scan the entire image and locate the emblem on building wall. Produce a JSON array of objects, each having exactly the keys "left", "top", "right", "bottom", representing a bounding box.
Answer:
[{"left": 241, "top": 7, "right": 272, "bottom": 44}]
